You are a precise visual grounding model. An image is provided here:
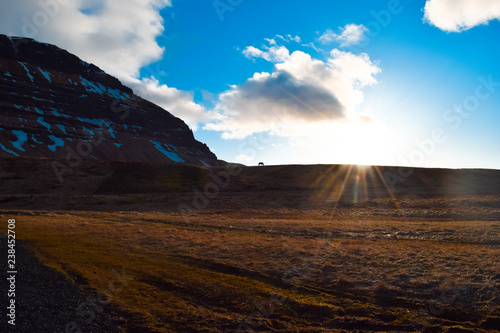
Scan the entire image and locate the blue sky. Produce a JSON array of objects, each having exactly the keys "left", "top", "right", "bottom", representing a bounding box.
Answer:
[
  {"left": 146, "top": 0, "right": 500, "bottom": 168},
  {"left": 2, "top": 0, "right": 500, "bottom": 168}
]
